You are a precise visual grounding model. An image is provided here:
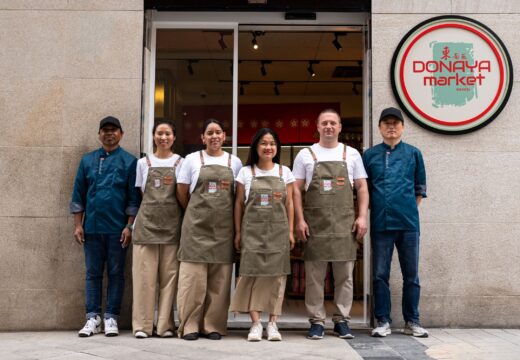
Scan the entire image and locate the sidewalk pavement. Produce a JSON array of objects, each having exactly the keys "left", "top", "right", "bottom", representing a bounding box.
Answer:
[{"left": 1, "top": 328, "right": 520, "bottom": 360}]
